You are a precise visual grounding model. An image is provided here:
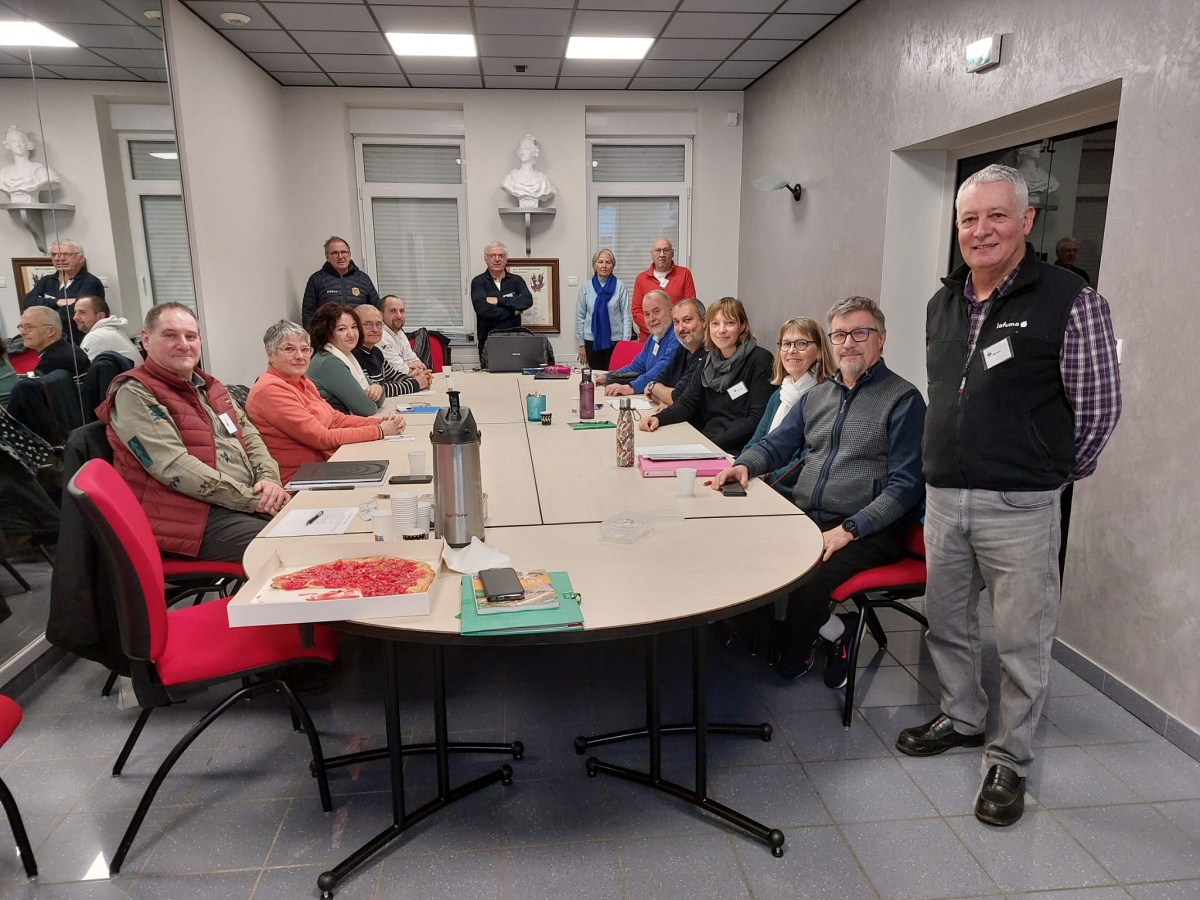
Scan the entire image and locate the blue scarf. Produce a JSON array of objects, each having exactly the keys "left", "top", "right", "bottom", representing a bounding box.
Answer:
[{"left": 589, "top": 275, "right": 617, "bottom": 350}]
